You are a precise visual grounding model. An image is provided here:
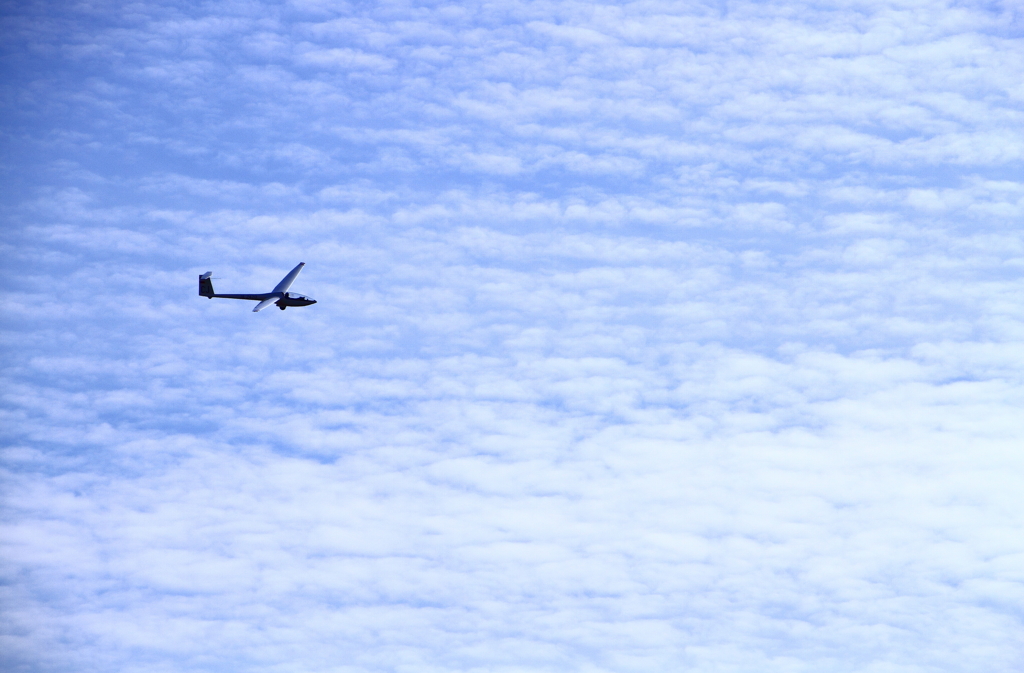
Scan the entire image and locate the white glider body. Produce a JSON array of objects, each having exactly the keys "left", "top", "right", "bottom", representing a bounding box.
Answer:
[{"left": 199, "top": 263, "right": 316, "bottom": 312}]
